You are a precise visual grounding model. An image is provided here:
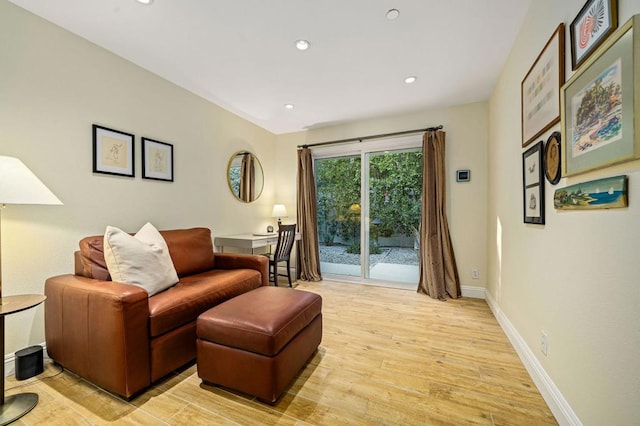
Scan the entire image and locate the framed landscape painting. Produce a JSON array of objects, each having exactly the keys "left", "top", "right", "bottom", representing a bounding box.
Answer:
[
  {"left": 554, "top": 175, "right": 627, "bottom": 210},
  {"left": 561, "top": 15, "right": 640, "bottom": 177}
]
